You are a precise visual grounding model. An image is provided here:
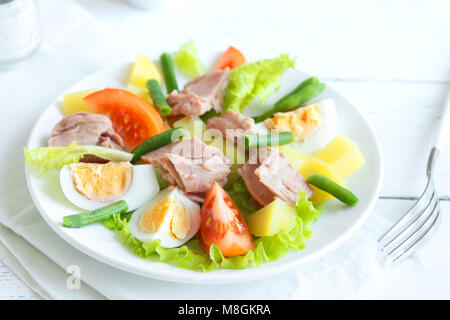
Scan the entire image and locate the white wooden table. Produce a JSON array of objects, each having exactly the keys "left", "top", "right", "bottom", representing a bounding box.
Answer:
[{"left": 0, "top": 0, "right": 449, "bottom": 299}]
